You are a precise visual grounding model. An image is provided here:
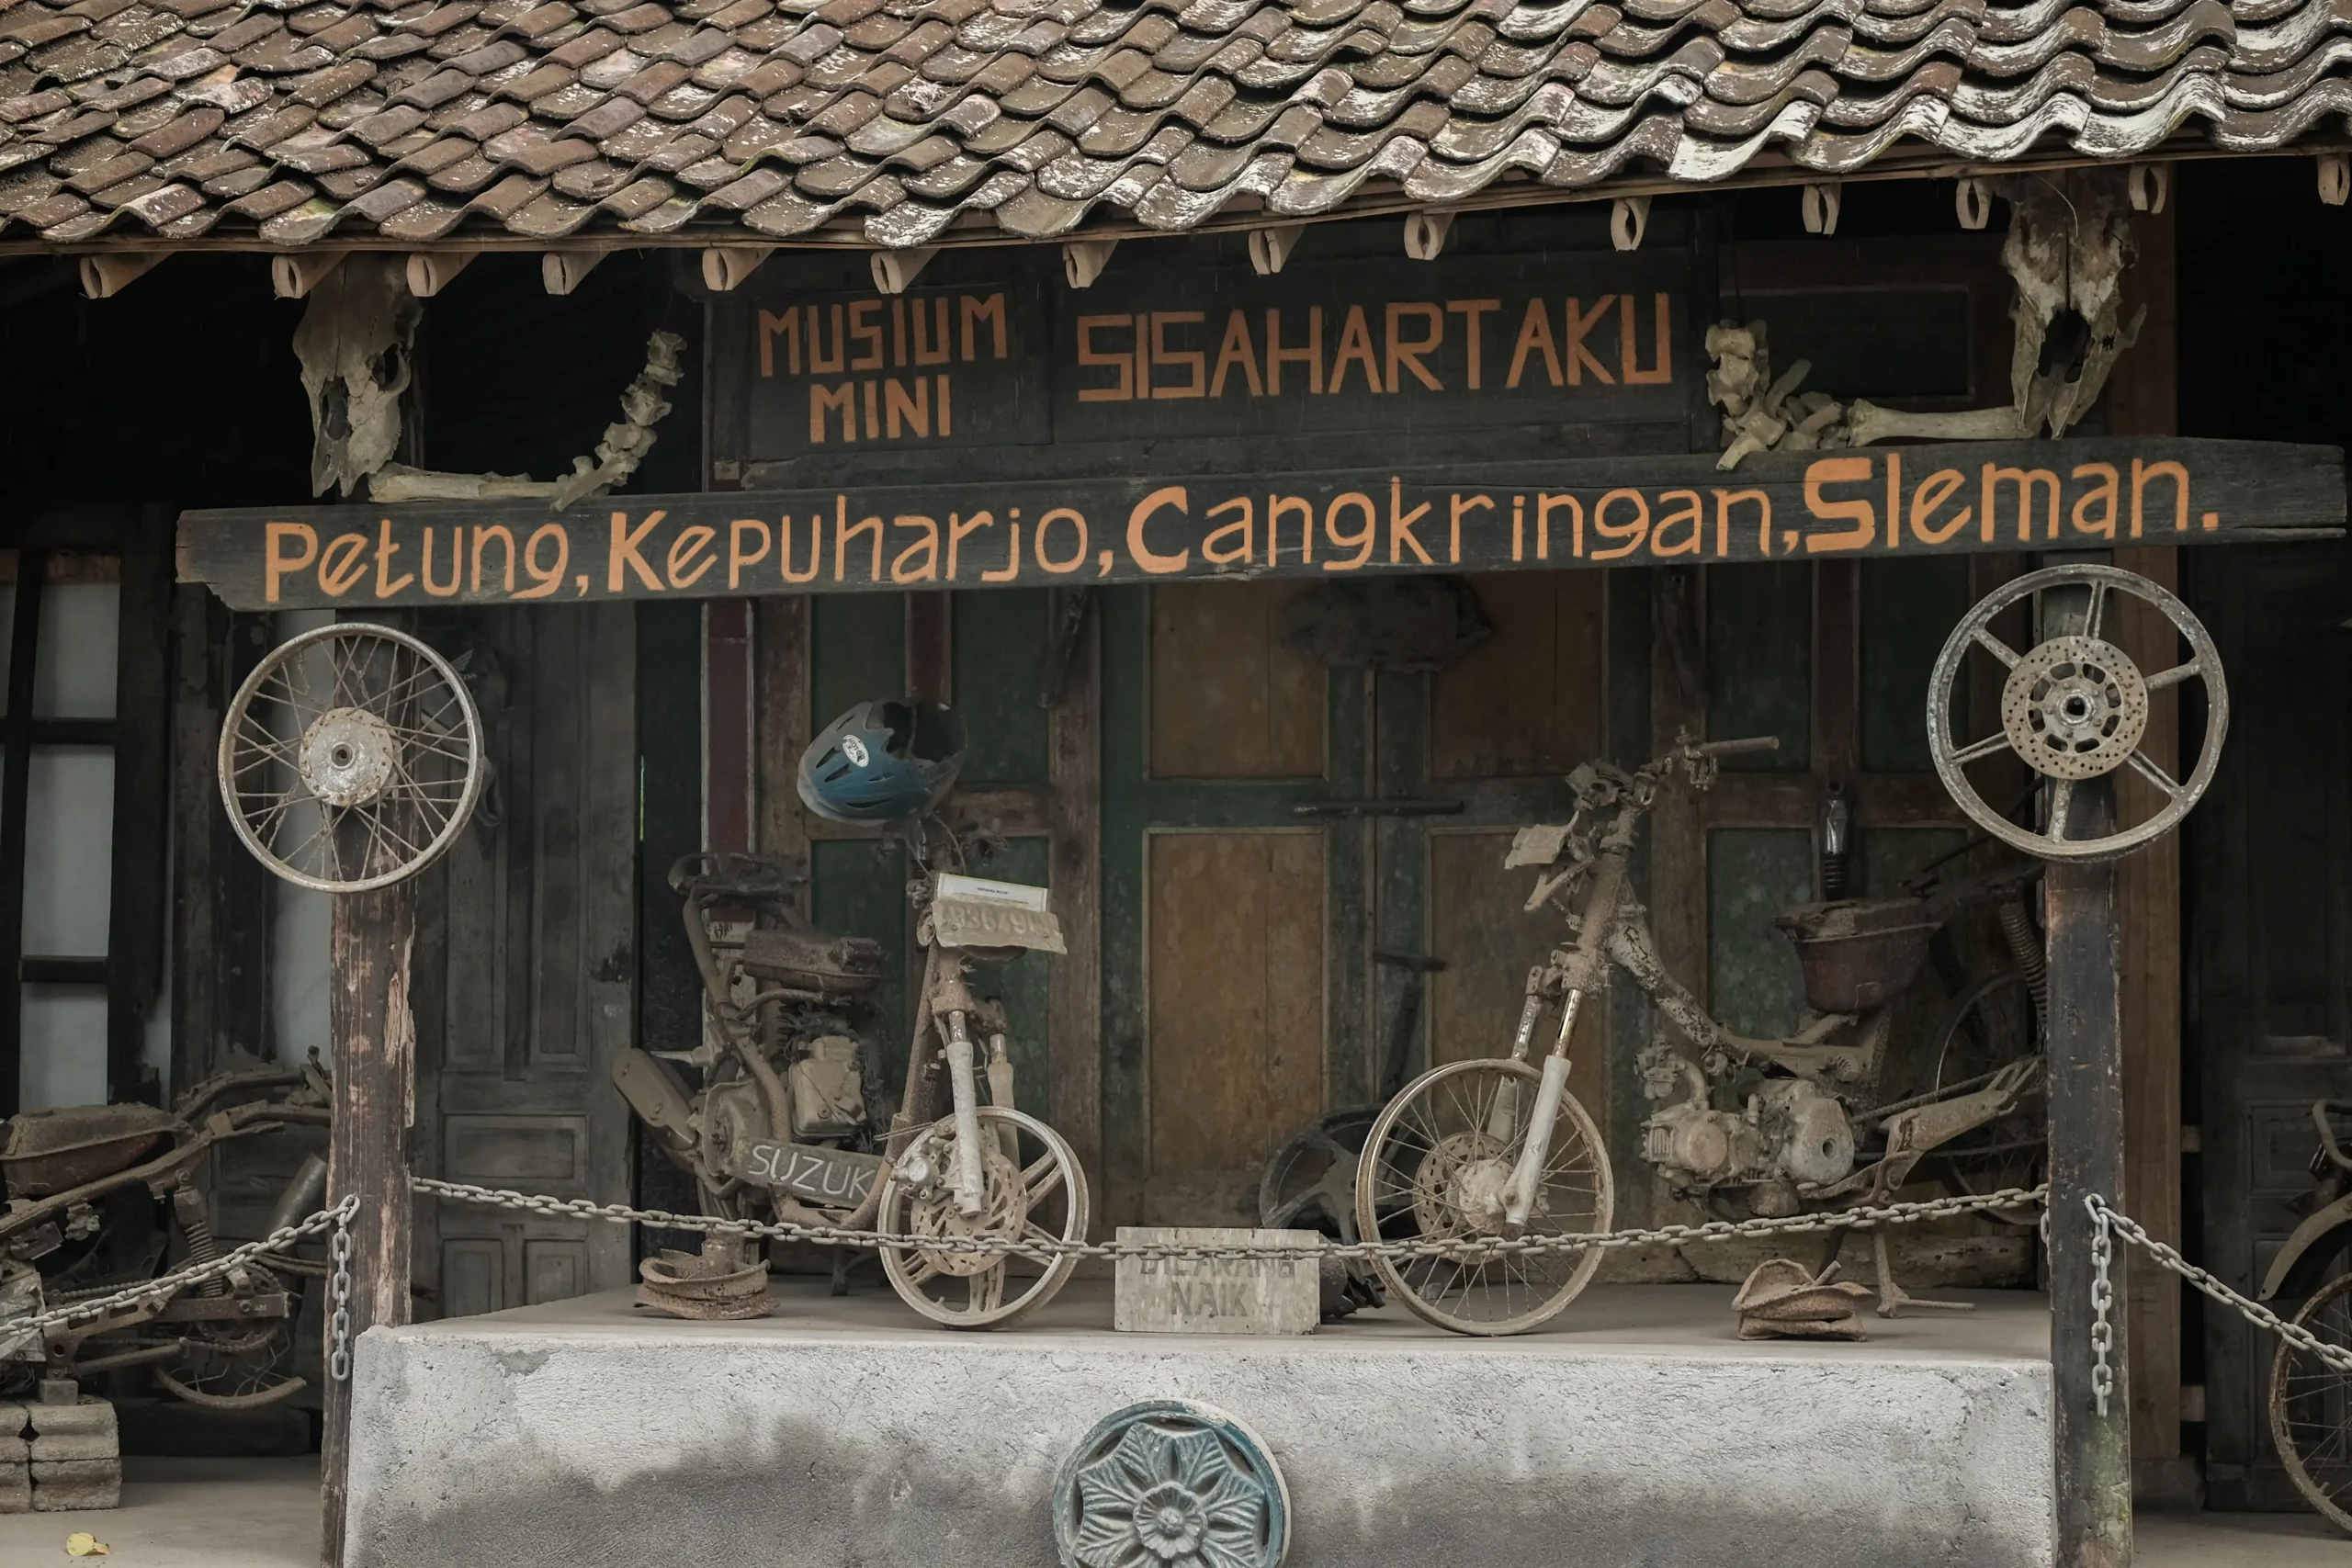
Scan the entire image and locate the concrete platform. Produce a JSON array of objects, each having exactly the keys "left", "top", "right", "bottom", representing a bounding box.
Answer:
[
  {"left": 0, "top": 1450, "right": 2336, "bottom": 1568},
  {"left": 348, "top": 1277, "right": 2058, "bottom": 1568}
]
